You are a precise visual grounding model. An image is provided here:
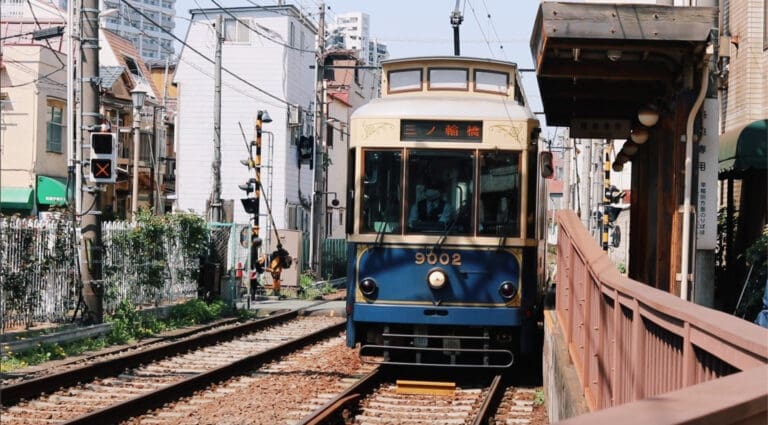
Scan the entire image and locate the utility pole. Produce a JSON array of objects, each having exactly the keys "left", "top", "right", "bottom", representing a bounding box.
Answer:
[
  {"left": 579, "top": 139, "right": 591, "bottom": 230},
  {"left": 209, "top": 14, "right": 223, "bottom": 222},
  {"left": 562, "top": 128, "right": 572, "bottom": 211},
  {"left": 311, "top": 1, "right": 326, "bottom": 277},
  {"left": 79, "top": 0, "right": 104, "bottom": 323}
]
